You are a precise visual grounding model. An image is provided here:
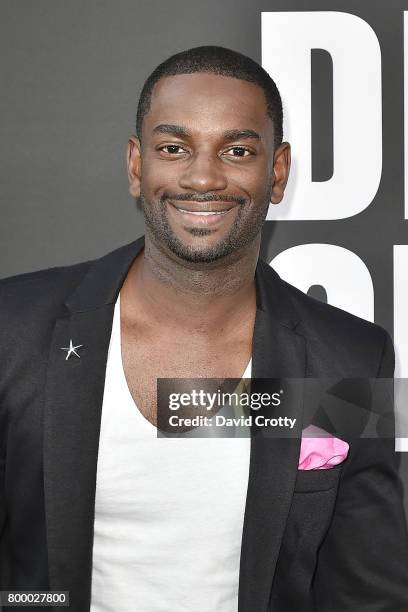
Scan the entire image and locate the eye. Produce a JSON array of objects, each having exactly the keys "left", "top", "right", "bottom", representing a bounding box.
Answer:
[
  {"left": 159, "top": 144, "right": 186, "bottom": 155},
  {"left": 224, "top": 146, "right": 253, "bottom": 158}
]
